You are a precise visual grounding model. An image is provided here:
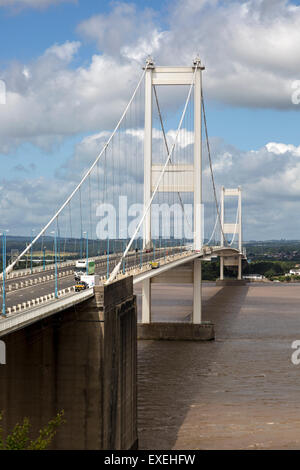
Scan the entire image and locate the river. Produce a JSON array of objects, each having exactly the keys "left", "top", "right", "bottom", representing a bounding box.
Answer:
[{"left": 135, "top": 282, "right": 300, "bottom": 449}]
